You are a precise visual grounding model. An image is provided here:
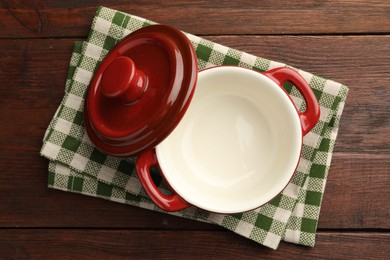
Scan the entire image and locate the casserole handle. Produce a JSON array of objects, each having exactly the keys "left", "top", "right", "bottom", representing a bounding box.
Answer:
[
  {"left": 136, "top": 149, "right": 191, "bottom": 212},
  {"left": 264, "top": 67, "right": 320, "bottom": 136}
]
